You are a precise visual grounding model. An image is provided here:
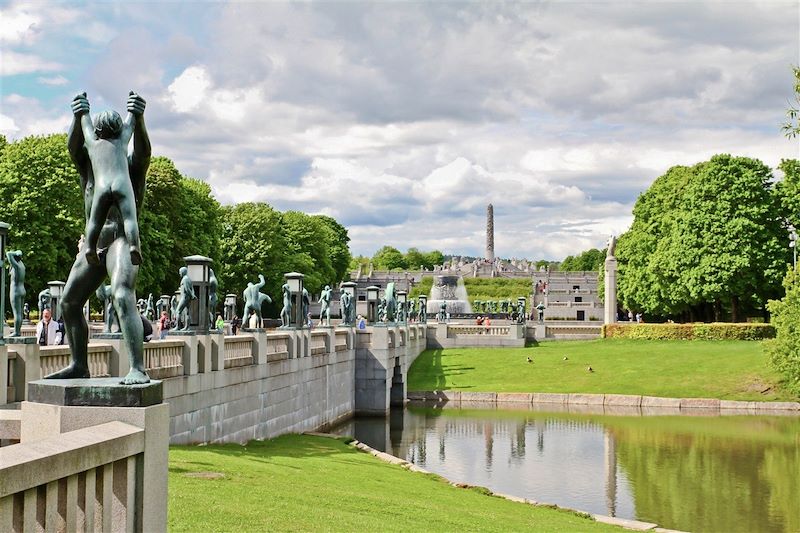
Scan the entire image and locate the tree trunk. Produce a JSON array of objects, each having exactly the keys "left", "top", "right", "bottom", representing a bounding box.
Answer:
[
  {"left": 713, "top": 299, "right": 721, "bottom": 322},
  {"left": 731, "top": 295, "right": 739, "bottom": 323}
]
